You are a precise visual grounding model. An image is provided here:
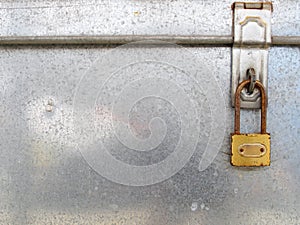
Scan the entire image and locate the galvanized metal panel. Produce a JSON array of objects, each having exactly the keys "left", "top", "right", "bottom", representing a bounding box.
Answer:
[
  {"left": 0, "top": 0, "right": 299, "bottom": 224},
  {"left": 0, "top": 0, "right": 299, "bottom": 36},
  {"left": 0, "top": 46, "right": 299, "bottom": 224}
]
